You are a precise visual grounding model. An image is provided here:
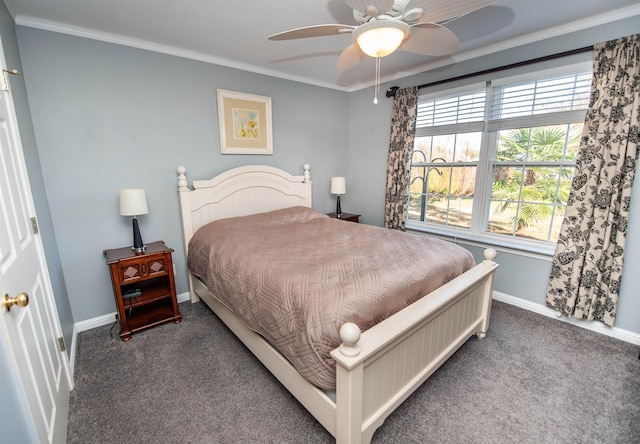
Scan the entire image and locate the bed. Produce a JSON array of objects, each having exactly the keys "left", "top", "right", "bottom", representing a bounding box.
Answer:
[{"left": 177, "top": 163, "right": 498, "bottom": 443}]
